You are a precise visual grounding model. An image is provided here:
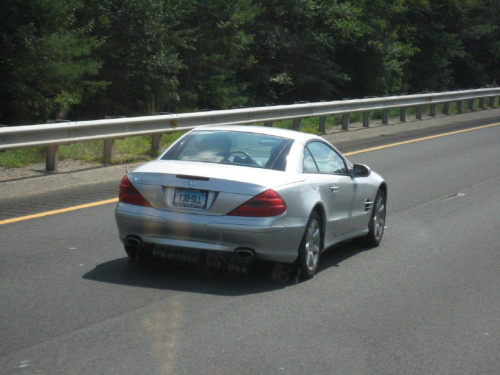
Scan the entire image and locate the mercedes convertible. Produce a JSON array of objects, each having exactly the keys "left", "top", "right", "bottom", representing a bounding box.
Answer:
[{"left": 115, "top": 125, "right": 387, "bottom": 279}]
